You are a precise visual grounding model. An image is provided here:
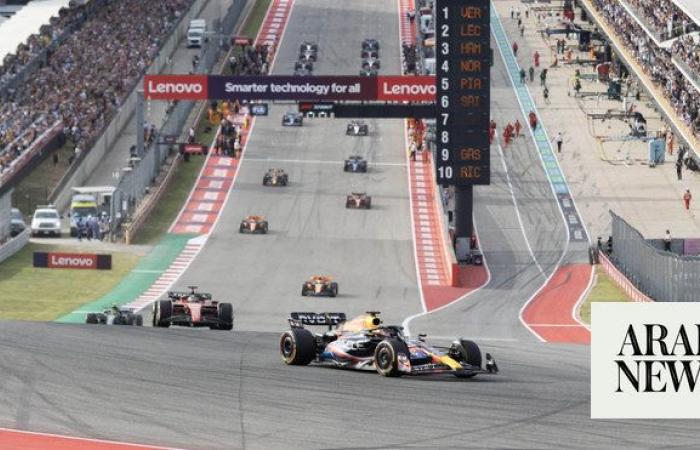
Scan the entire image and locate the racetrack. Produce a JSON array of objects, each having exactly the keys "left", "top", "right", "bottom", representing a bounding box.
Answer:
[{"left": 2, "top": 0, "right": 698, "bottom": 448}]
